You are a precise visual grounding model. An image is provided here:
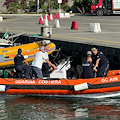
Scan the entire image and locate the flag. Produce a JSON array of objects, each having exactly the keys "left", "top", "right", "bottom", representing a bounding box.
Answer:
[{"left": 4, "top": 32, "right": 8, "bottom": 39}]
